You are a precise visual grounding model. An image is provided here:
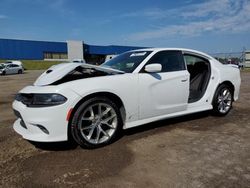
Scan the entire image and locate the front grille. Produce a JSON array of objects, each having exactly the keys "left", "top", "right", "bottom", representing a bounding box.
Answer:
[{"left": 13, "top": 109, "right": 27, "bottom": 129}]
